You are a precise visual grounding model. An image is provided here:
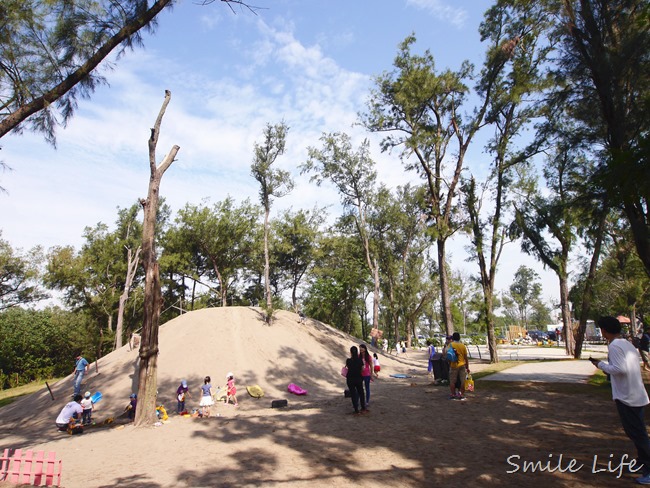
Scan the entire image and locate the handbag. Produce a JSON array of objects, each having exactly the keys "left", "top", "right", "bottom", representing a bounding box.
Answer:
[
  {"left": 340, "top": 366, "right": 348, "bottom": 377},
  {"left": 464, "top": 373, "right": 474, "bottom": 392}
]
